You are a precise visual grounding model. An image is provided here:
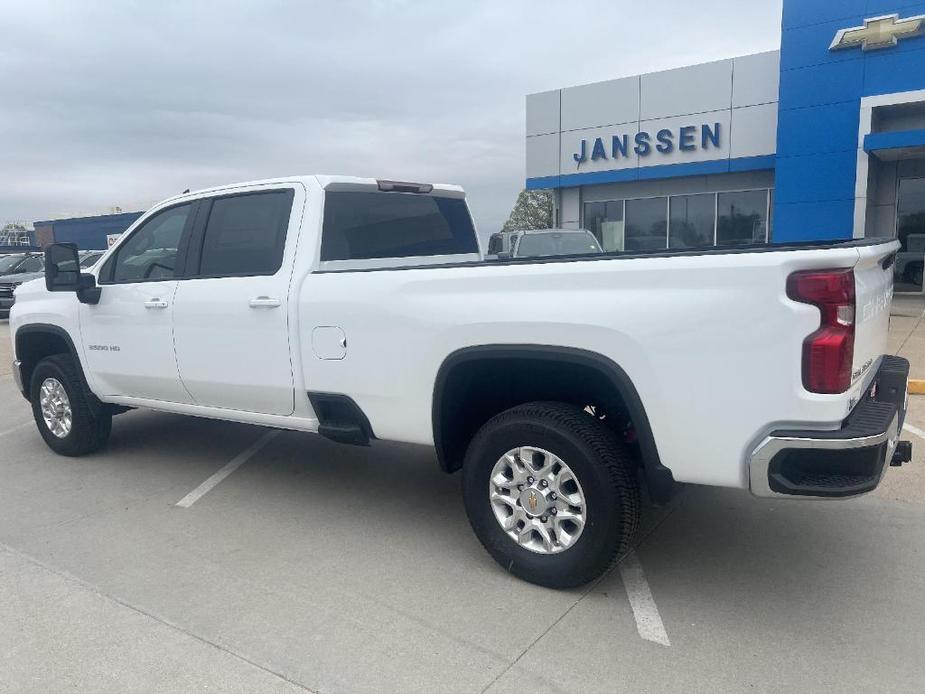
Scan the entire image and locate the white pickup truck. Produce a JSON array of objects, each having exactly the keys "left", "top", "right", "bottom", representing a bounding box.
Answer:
[{"left": 8, "top": 175, "right": 912, "bottom": 588}]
